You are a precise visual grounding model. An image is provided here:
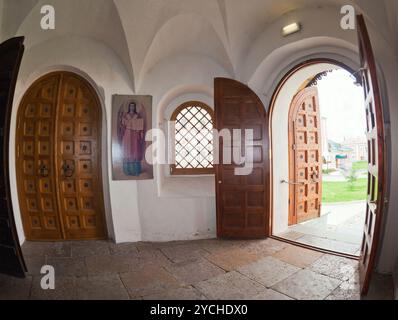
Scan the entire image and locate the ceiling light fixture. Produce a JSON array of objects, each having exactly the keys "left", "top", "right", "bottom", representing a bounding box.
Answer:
[{"left": 282, "top": 22, "right": 301, "bottom": 37}]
